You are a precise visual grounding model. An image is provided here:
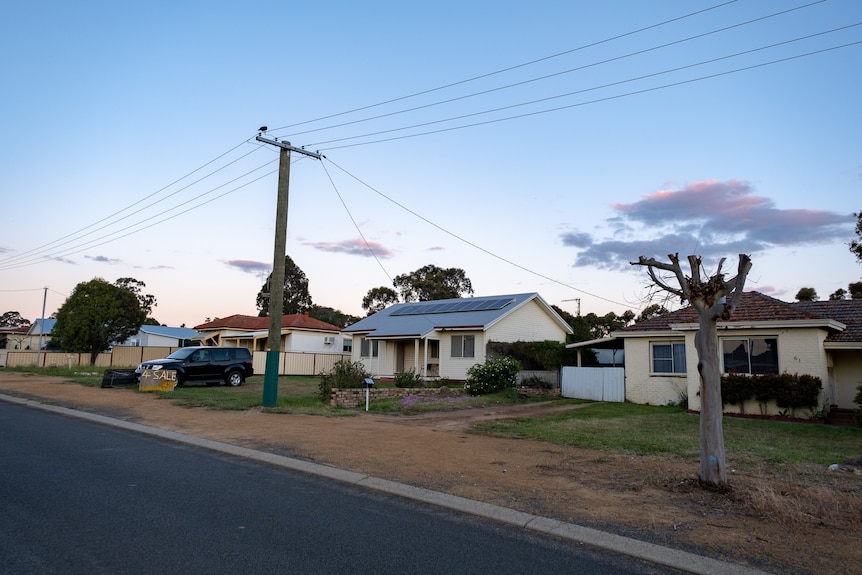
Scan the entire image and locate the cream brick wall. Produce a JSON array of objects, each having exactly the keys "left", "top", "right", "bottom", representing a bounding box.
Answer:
[
  {"left": 626, "top": 327, "right": 834, "bottom": 413},
  {"left": 624, "top": 336, "right": 689, "bottom": 406}
]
